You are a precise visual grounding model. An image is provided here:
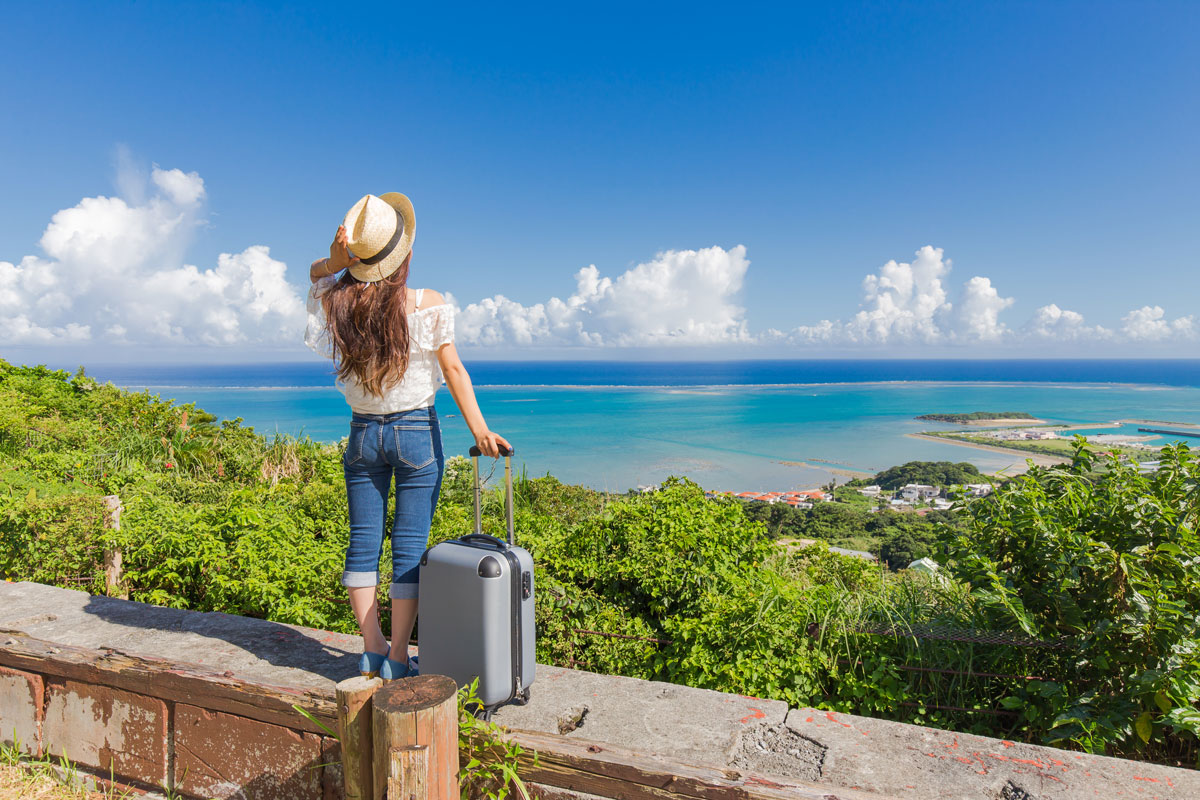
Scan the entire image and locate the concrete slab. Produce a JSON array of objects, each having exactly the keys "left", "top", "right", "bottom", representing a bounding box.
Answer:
[
  {"left": 491, "top": 663, "right": 788, "bottom": 766},
  {"left": 784, "top": 707, "right": 1199, "bottom": 800},
  {"left": 0, "top": 580, "right": 379, "bottom": 691}
]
